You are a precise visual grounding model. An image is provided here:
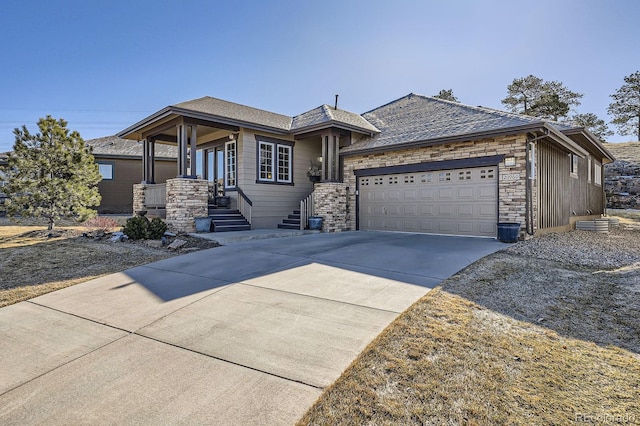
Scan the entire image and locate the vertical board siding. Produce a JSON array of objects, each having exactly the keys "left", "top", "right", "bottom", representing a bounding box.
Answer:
[{"left": 537, "top": 141, "right": 569, "bottom": 229}]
